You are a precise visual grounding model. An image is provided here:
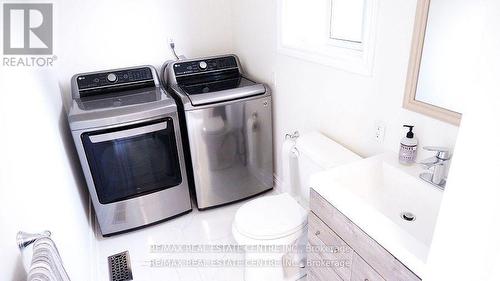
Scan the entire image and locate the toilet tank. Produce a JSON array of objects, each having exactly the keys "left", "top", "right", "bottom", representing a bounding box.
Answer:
[{"left": 287, "top": 132, "right": 361, "bottom": 206}]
